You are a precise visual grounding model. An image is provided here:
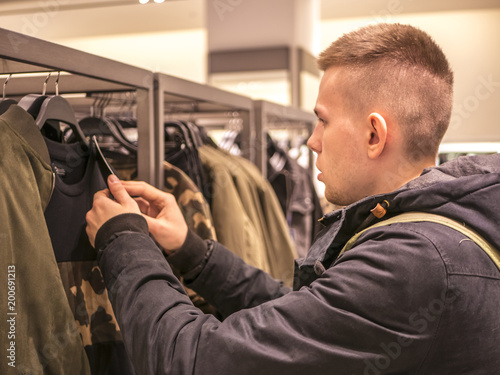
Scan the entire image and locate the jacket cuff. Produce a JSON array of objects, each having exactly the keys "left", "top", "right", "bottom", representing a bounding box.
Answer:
[
  {"left": 95, "top": 213, "right": 149, "bottom": 250},
  {"left": 166, "top": 229, "right": 209, "bottom": 277}
]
